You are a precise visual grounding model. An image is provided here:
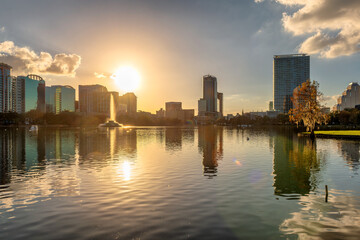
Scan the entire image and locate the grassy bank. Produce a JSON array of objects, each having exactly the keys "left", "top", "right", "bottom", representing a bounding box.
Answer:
[
  {"left": 303, "top": 130, "right": 360, "bottom": 139},
  {"left": 315, "top": 130, "right": 360, "bottom": 136}
]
